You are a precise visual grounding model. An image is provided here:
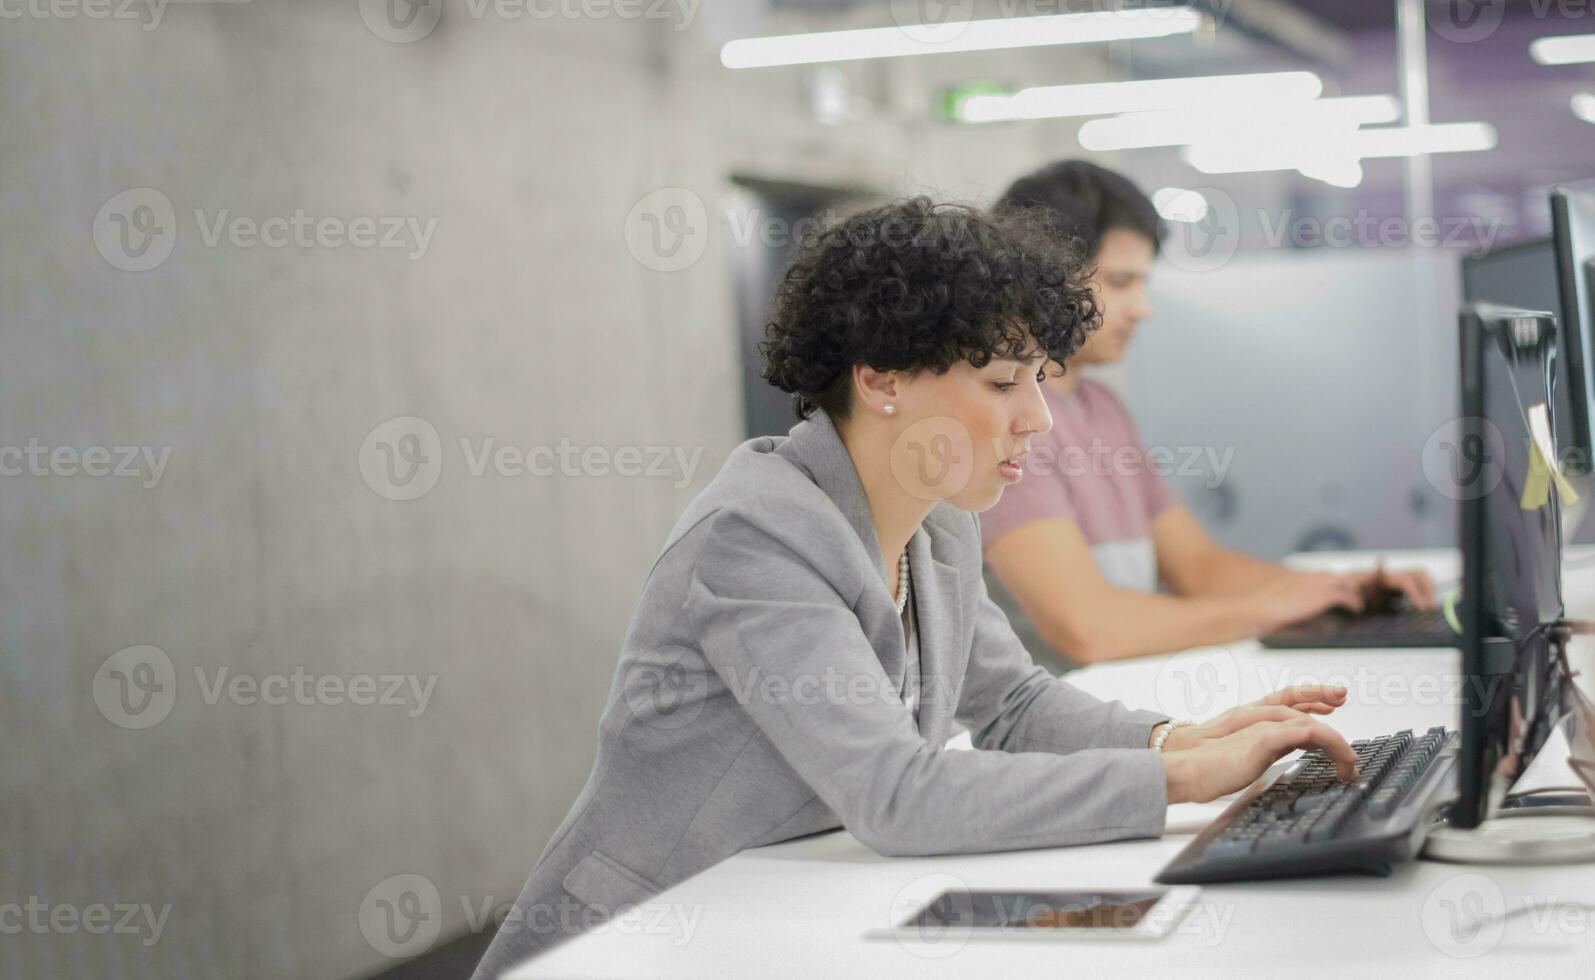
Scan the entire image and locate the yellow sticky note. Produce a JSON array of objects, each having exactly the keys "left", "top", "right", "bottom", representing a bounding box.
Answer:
[
  {"left": 1523, "top": 441, "right": 1551, "bottom": 511},
  {"left": 1527, "top": 403, "right": 1581, "bottom": 505}
]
